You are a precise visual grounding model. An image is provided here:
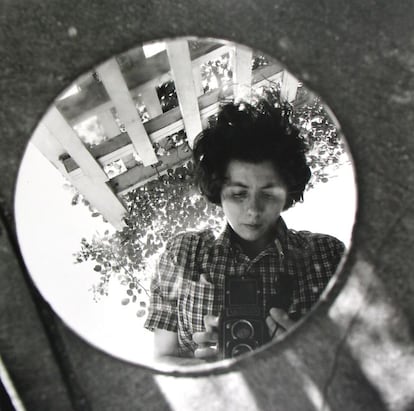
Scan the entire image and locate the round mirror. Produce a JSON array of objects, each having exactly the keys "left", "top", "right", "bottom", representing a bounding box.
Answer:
[{"left": 15, "top": 37, "right": 357, "bottom": 370}]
